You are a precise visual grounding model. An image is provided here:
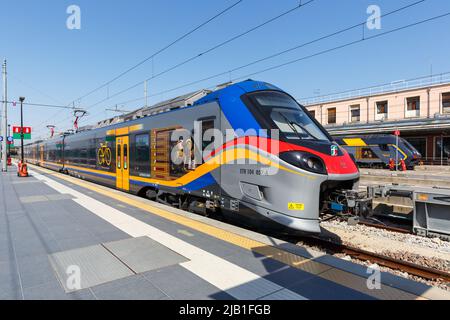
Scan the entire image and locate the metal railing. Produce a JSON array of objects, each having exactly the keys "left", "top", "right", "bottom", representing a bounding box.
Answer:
[{"left": 300, "top": 72, "right": 450, "bottom": 106}]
